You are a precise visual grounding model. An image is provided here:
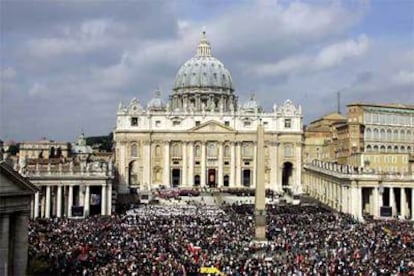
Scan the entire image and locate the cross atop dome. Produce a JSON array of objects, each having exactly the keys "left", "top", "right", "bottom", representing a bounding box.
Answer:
[{"left": 196, "top": 30, "right": 212, "bottom": 57}]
